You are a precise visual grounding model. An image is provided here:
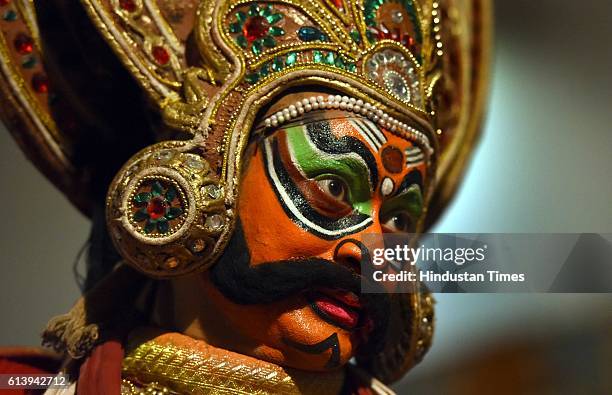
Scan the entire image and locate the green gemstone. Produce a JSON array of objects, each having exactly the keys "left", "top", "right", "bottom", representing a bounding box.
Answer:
[
  {"left": 3, "top": 10, "right": 17, "bottom": 22},
  {"left": 366, "top": 30, "right": 376, "bottom": 43},
  {"left": 347, "top": 62, "right": 357, "bottom": 72},
  {"left": 259, "top": 63, "right": 270, "bottom": 77},
  {"left": 248, "top": 4, "right": 259, "bottom": 17},
  {"left": 144, "top": 220, "right": 156, "bottom": 234},
  {"left": 22, "top": 56, "right": 37, "bottom": 69},
  {"left": 151, "top": 181, "right": 163, "bottom": 196},
  {"left": 157, "top": 219, "right": 169, "bottom": 234},
  {"left": 271, "top": 57, "right": 284, "bottom": 72},
  {"left": 313, "top": 51, "right": 323, "bottom": 63},
  {"left": 166, "top": 207, "right": 183, "bottom": 219},
  {"left": 236, "top": 35, "right": 247, "bottom": 48},
  {"left": 133, "top": 209, "right": 149, "bottom": 222},
  {"left": 350, "top": 30, "right": 361, "bottom": 43},
  {"left": 269, "top": 26, "right": 284, "bottom": 36},
  {"left": 266, "top": 13, "right": 283, "bottom": 24},
  {"left": 251, "top": 40, "right": 263, "bottom": 55},
  {"left": 261, "top": 5, "right": 273, "bottom": 17},
  {"left": 335, "top": 56, "right": 345, "bottom": 69},
  {"left": 134, "top": 192, "right": 152, "bottom": 204},
  {"left": 325, "top": 52, "right": 336, "bottom": 65},
  {"left": 246, "top": 73, "right": 259, "bottom": 84},
  {"left": 365, "top": 13, "right": 376, "bottom": 26},
  {"left": 286, "top": 52, "right": 297, "bottom": 66},
  {"left": 262, "top": 36, "right": 276, "bottom": 48},
  {"left": 235, "top": 11, "right": 247, "bottom": 23},
  {"left": 165, "top": 187, "right": 176, "bottom": 202},
  {"left": 229, "top": 22, "right": 242, "bottom": 33}
]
